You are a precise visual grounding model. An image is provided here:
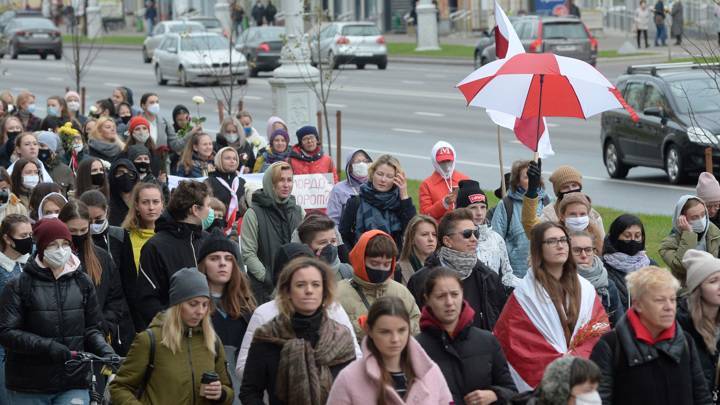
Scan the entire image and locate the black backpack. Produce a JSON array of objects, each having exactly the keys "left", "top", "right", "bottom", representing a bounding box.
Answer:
[{"left": 487, "top": 196, "right": 514, "bottom": 236}]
